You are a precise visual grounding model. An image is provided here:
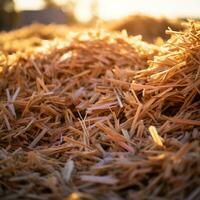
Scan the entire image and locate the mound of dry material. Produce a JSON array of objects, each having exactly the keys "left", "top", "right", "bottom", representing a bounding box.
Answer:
[
  {"left": 108, "top": 14, "right": 185, "bottom": 43},
  {"left": 0, "top": 22, "right": 200, "bottom": 200},
  {"left": 0, "top": 24, "right": 69, "bottom": 54}
]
